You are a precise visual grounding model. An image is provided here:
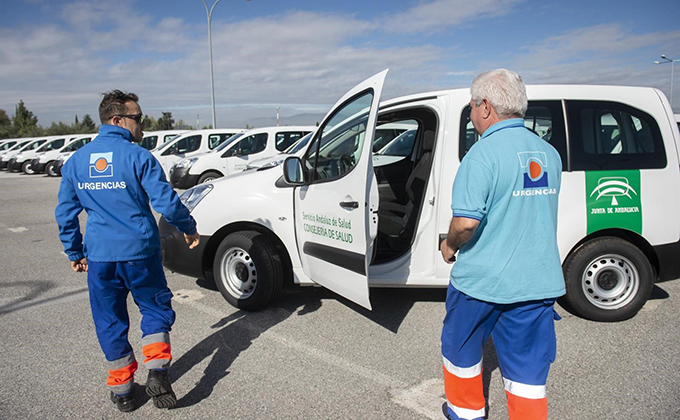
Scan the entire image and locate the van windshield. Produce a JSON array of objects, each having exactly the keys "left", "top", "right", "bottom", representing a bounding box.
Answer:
[
  {"left": 9, "top": 141, "right": 30, "bottom": 151},
  {"left": 24, "top": 140, "right": 46, "bottom": 151},
  {"left": 284, "top": 133, "right": 312, "bottom": 154},
  {"left": 62, "top": 137, "right": 92, "bottom": 152},
  {"left": 375, "top": 129, "right": 417, "bottom": 156},
  {"left": 37, "top": 138, "right": 66, "bottom": 152},
  {"left": 213, "top": 132, "right": 244, "bottom": 152},
  {"left": 153, "top": 137, "right": 178, "bottom": 153}
]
